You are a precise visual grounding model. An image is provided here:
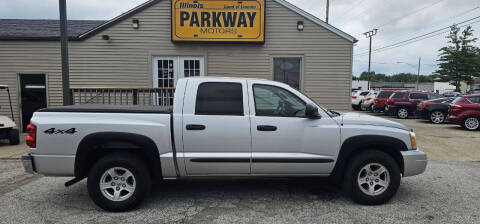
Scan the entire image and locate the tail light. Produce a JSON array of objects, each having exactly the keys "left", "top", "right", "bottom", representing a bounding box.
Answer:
[
  {"left": 388, "top": 98, "right": 395, "bottom": 104},
  {"left": 365, "top": 97, "right": 371, "bottom": 101},
  {"left": 452, "top": 104, "right": 463, "bottom": 109},
  {"left": 26, "top": 124, "right": 36, "bottom": 148},
  {"left": 352, "top": 96, "right": 357, "bottom": 99}
]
